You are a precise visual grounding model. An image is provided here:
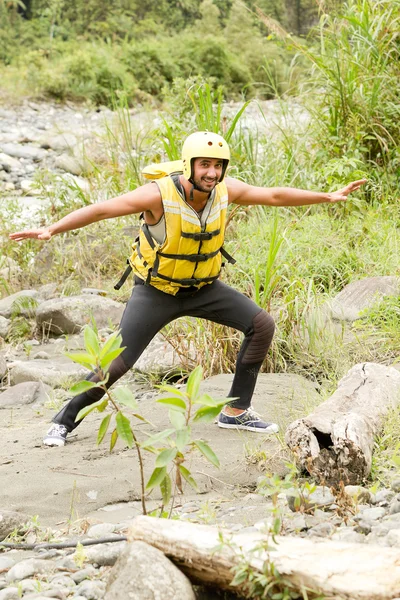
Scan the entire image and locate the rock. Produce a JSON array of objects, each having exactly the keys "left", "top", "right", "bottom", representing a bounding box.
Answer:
[
  {"left": 106, "top": 541, "right": 196, "bottom": 599},
  {"left": 87, "top": 523, "right": 116, "bottom": 538},
  {"left": 74, "top": 541, "right": 126, "bottom": 567},
  {"left": 391, "top": 480, "right": 400, "bottom": 493},
  {"left": 0, "top": 290, "right": 38, "bottom": 319},
  {"left": 329, "top": 276, "right": 400, "bottom": 322},
  {"left": 0, "top": 588, "right": 19, "bottom": 600},
  {"left": 40, "top": 133, "right": 77, "bottom": 151},
  {"left": 135, "top": 333, "right": 192, "bottom": 375},
  {"left": 0, "top": 354, "right": 7, "bottom": 379},
  {"left": 331, "top": 527, "right": 365, "bottom": 544},
  {"left": 0, "top": 381, "right": 52, "bottom": 408},
  {"left": 20, "top": 180, "right": 40, "bottom": 195},
  {"left": 0, "top": 510, "right": 30, "bottom": 541},
  {"left": 9, "top": 357, "right": 89, "bottom": 387},
  {"left": 287, "top": 486, "right": 335, "bottom": 513},
  {"left": 0, "top": 153, "right": 20, "bottom": 171},
  {"left": 344, "top": 485, "right": 373, "bottom": 504},
  {"left": 74, "top": 580, "right": 106, "bottom": 599},
  {"left": 36, "top": 295, "right": 124, "bottom": 335},
  {"left": 54, "top": 154, "right": 84, "bottom": 176},
  {"left": 0, "top": 143, "right": 47, "bottom": 162},
  {"left": 0, "top": 316, "right": 10, "bottom": 339},
  {"left": 6, "top": 559, "right": 56, "bottom": 583}
]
